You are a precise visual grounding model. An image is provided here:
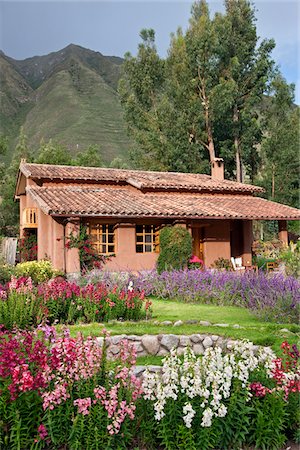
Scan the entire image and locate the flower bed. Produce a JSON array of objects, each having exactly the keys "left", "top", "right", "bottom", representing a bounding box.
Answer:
[
  {"left": 86, "top": 269, "right": 300, "bottom": 324},
  {"left": 0, "top": 276, "right": 151, "bottom": 330},
  {"left": 0, "top": 328, "right": 299, "bottom": 449}
]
